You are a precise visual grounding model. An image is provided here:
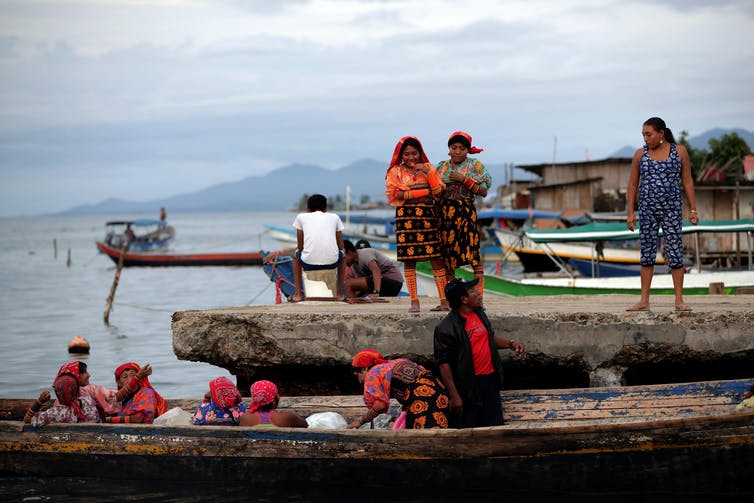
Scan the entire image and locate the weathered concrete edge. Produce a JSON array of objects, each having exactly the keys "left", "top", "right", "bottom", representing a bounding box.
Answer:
[{"left": 172, "top": 308, "right": 754, "bottom": 386}]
